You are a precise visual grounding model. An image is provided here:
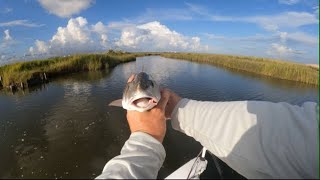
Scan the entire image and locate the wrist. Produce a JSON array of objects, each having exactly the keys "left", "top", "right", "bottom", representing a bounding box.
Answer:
[{"left": 169, "top": 97, "right": 184, "bottom": 118}]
